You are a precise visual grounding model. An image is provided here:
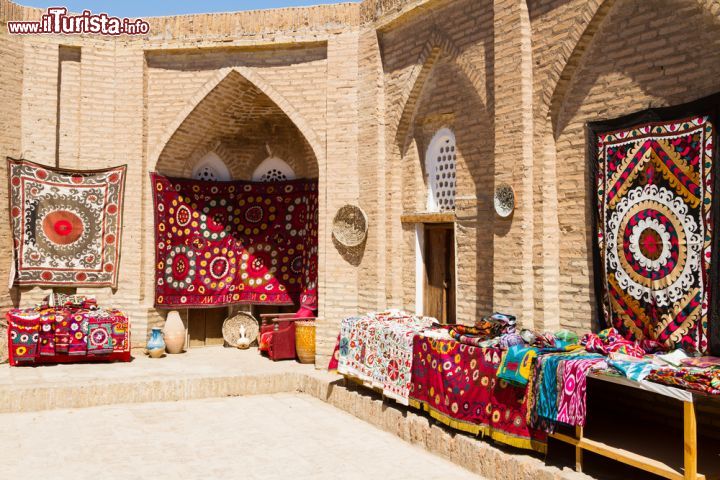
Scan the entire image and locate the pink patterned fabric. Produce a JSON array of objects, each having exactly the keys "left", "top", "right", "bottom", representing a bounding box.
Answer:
[
  {"left": 556, "top": 358, "right": 607, "bottom": 427},
  {"left": 581, "top": 328, "right": 645, "bottom": 358}
]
